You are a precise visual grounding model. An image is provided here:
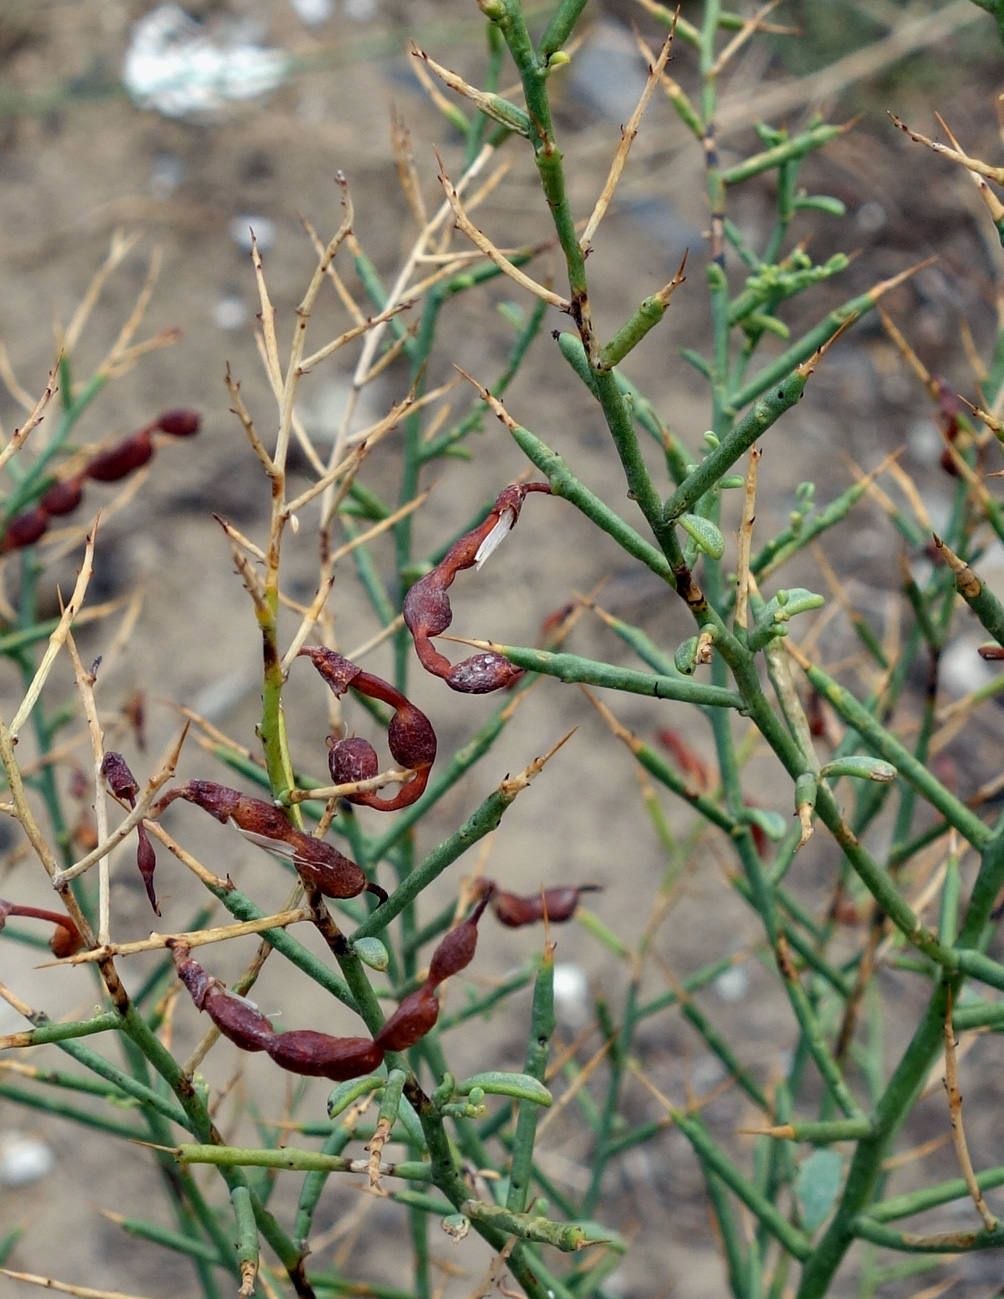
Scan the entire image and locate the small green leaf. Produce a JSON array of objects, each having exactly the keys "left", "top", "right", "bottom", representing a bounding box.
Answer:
[
  {"left": 820, "top": 756, "right": 898, "bottom": 783},
  {"left": 679, "top": 513, "right": 725, "bottom": 559},
  {"left": 795, "top": 1148, "right": 844, "bottom": 1231},
  {"left": 457, "top": 1071, "right": 553, "bottom": 1106},
  {"left": 352, "top": 936, "right": 389, "bottom": 971},
  {"left": 327, "top": 1075, "right": 383, "bottom": 1119},
  {"left": 674, "top": 637, "right": 700, "bottom": 675}
]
